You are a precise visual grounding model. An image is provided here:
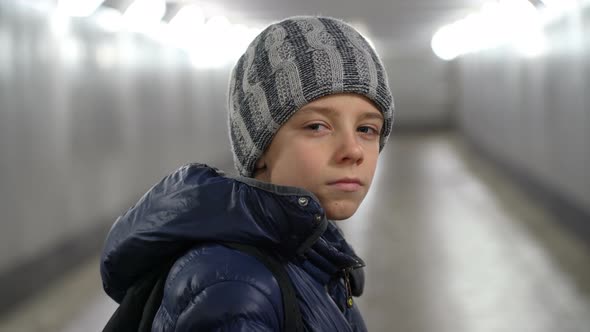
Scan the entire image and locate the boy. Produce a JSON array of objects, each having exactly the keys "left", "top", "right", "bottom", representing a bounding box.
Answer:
[{"left": 101, "top": 15, "right": 394, "bottom": 331}]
